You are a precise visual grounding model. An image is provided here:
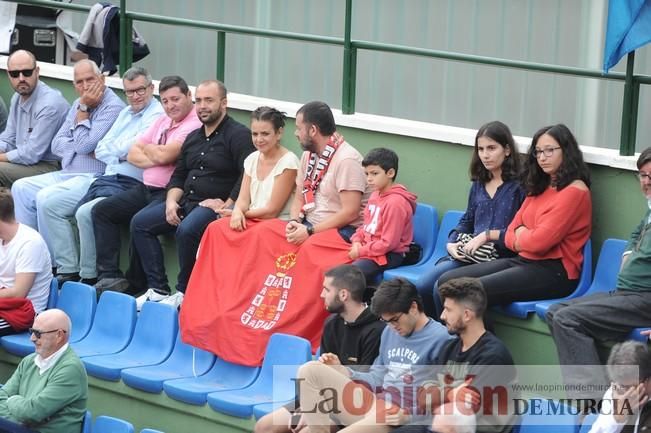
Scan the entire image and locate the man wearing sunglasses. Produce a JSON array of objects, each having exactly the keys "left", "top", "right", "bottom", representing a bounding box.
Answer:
[
  {"left": 0, "top": 309, "right": 87, "bottom": 433},
  {"left": 36, "top": 66, "right": 163, "bottom": 288},
  {"left": 11, "top": 59, "right": 124, "bottom": 279},
  {"left": 0, "top": 50, "right": 69, "bottom": 187}
]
